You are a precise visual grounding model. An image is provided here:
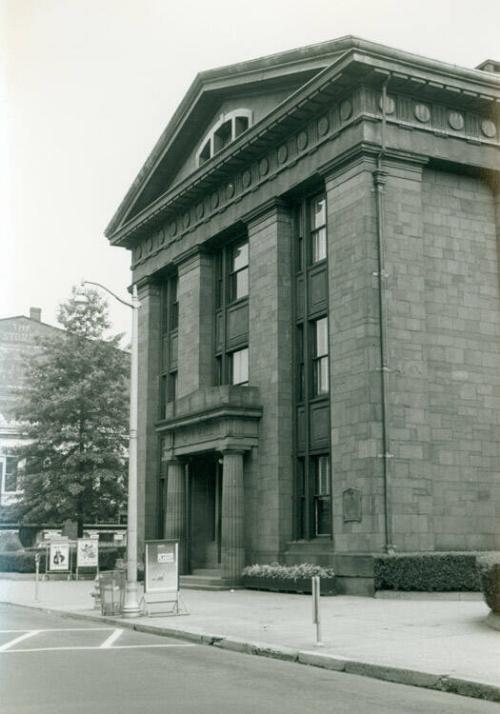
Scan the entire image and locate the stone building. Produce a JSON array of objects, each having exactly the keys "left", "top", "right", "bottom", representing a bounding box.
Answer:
[
  {"left": 106, "top": 37, "right": 500, "bottom": 593},
  {"left": 0, "top": 308, "right": 60, "bottom": 511}
]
